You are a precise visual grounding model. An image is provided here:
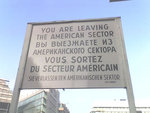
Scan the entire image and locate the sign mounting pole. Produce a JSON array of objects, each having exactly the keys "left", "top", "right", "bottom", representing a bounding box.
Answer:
[
  {"left": 118, "top": 18, "right": 136, "bottom": 113},
  {"left": 126, "top": 83, "right": 136, "bottom": 113},
  {"left": 9, "top": 24, "right": 33, "bottom": 113}
]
